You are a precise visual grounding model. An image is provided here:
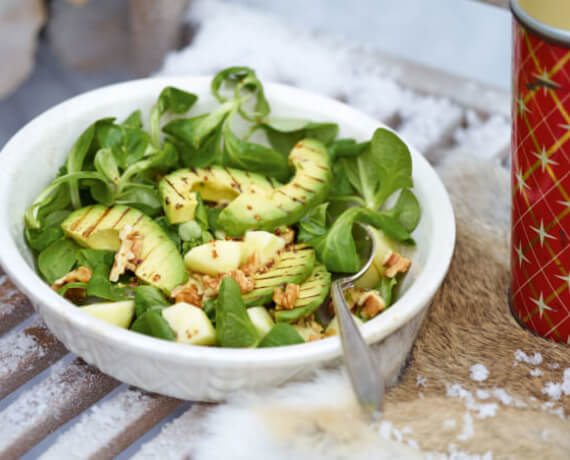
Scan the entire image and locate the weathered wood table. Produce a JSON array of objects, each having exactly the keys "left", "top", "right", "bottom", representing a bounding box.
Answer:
[{"left": 0, "top": 2, "right": 512, "bottom": 458}]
